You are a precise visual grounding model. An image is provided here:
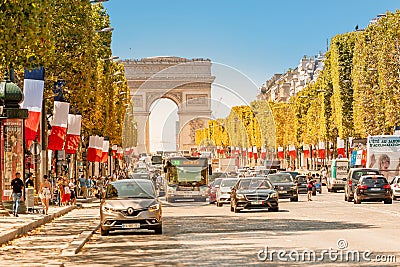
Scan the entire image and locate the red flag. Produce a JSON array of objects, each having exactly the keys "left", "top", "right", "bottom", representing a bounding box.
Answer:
[
  {"left": 48, "top": 101, "right": 70, "bottom": 150},
  {"left": 337, "top": 137, "right": 345, "bottom": 158},
  {"left": 65, "top": 114, "right": 81, "bottom": 154},
  {"left": 95, "top": 136, "right": 104, "bottom": 162},
  {"left": 318, "top": 141, "right": 326, "bottom": 159},
  {"left": 278, "top": 147, "right": 284, "bottom": 160},
  {"left": 87, "top": 136, "right": 97, "bottom": 162},
  {"left": 248, "top": 147, "right": 253, "bottom": 158},
  {"left": 261, "top": 147, "right": 266, "bottom": 160},
  {"left": 112, "top": 145, "right": 117, "bottom": 158},
  {"left": 253, "top": 146, "right": 258, "bottom": 160},
  {"left": 303, "top": 144, "right": 310, "bottom": 159},
  {"left": 101, "top": 140, "right": 109, "bottom": 163},
  {"left": 289, "top": 145, "right": 296, "bottom": 159}
]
